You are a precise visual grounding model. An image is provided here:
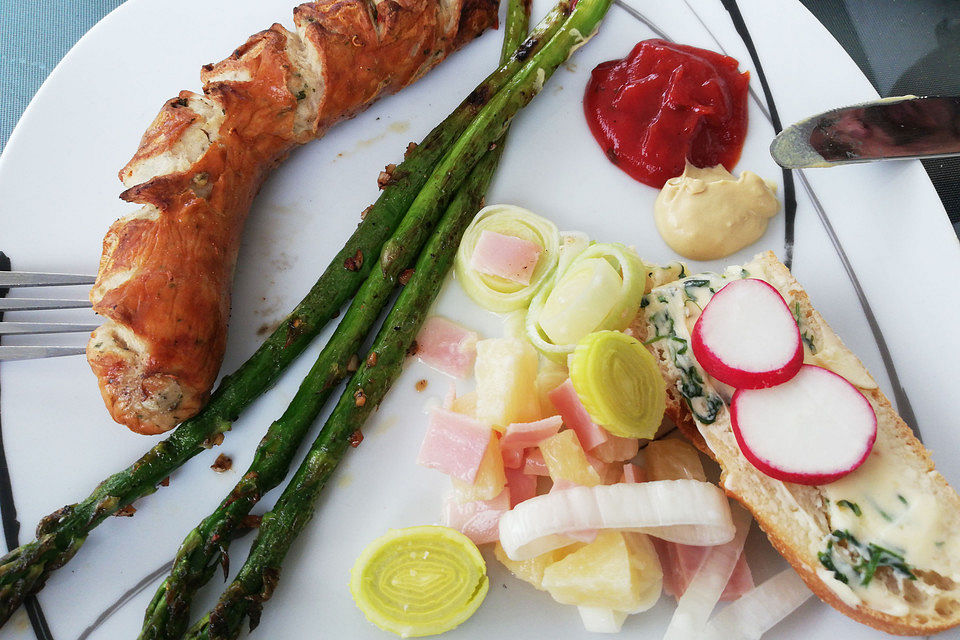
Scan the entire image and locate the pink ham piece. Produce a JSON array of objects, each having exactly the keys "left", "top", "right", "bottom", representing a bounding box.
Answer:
[
  {"left": 549, "top": 380, "right": 609, "bottom": 450},
  {"left": 585, "top": 453, "right": 622, "bottom": 485},
  {"left": 416, "top": 316, "right": 479, "bottom": 379},
  {"left": 502, "top": 447, "right": 523, "bottom": 470},
  {"left": 469, "top": 229, "right": 543, "bottom": 285},
  {"left": 655, "top": 539, "right": 755, "bottom": 601},
  {"left": 442, "top": 488, "right": 510, "bottom": 545},
  {"left": 621, "top": 463, "right": 645, "bottom": 483},
  {"left": 417, "top": 407, "right": 493, "bottom": 483},
  {"left": 505, "top": 466, "right": 537, "bottom": 507},
  {"left": 590, "top": 435, "right": 639, "bottom": 464},
  {"left": 500, "top": 416, "right": 563, "bottom": 469},
  {"left": 522, "top": 449, "right": 549, "bottom": 476}
]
